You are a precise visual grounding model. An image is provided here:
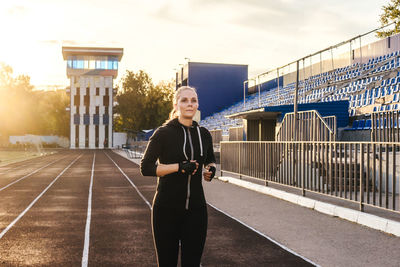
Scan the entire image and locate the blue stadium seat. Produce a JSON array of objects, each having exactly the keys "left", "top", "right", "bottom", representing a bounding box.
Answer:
[
  {"left": 357, "top": 119, "right": 365, "bottom": 130},
  {"left": 364, "top": 119, "right": 372, "bottom": 130},
  {"left": 352, "top": 120, "right": 359, "bottom": 129}
]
